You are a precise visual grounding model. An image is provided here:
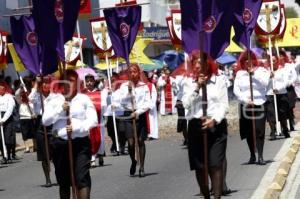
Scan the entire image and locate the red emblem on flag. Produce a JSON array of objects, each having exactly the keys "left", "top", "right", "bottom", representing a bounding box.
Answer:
[
  {"left": 120, "top": 23, "right": 130, "bottom": 38},
  {"left": 243, "top": 8, "right": 253, "bottom": 24},
  {"left": 204, "top": 16, "right": 216, "bottom": 33},
  {"left": 54, "top": 0, "right": 64, "bottom": 22},
  {"left": 26, "top": 32, "right": 38, "bottom": 46}
]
